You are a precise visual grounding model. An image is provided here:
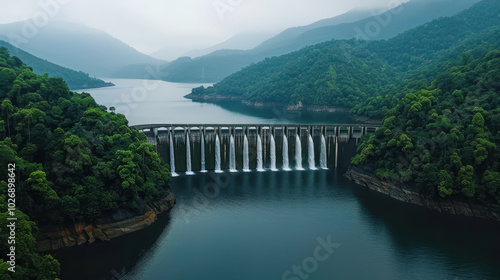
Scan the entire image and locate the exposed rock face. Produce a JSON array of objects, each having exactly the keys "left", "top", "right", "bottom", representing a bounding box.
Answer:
[
  {"left": 345, "top": 166, "right": 500, "bottom": 222},
  {"left": 36, "top": 192, "right": 176, "bottom": 252}
]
